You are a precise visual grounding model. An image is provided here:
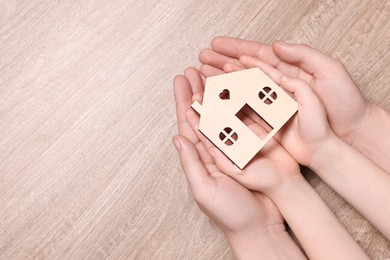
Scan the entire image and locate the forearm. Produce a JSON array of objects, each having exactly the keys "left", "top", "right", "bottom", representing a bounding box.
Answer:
[
  {"left": 352, "top": 103, "right": 390, "bottom": 173},
  {"left": 311, "top": 135, "right": 390, "bottom": 240},
  {"left": 269, "top": 175, "right": 368, "bottom": 260},
  {"left": 226, "top": 225, "right": 306, "bottom": 260}
]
